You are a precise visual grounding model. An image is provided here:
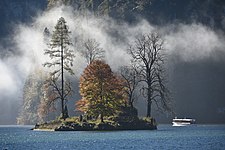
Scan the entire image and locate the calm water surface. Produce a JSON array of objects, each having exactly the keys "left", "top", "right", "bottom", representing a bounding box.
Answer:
[{"left": 0, "top": 124, "right": 225, "bottom": 150}]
